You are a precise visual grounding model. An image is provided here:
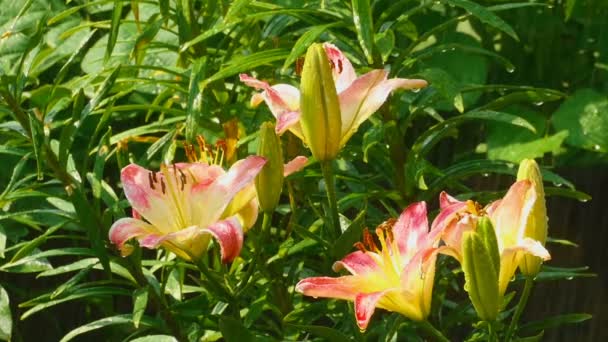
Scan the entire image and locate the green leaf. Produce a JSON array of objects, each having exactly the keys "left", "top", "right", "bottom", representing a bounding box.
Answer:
[
  {"left": 487, "top": 131, "right": 568, "bottom": 163},
  {"left": 132, "top": 287, "right": 149, "bottom": 328},
  {"left": 564, "top": 0, "right": 576, "bottom": 21},
  {"left": 351, "top": 0, "right": 374, "bottom": 64},
  {"left": 59, "top": 314, "right": 155, "bottom": 342},
  {"left": 374, "top": 29, "right": 395, "bottom": 63},
  {"left": 414, "top": 68, "right": 462, "bottom": 112},
  {"left": 285, "top": 323, "right": 350, "bottom": 342},
  {"left": 202, "top": 49, "right": 290, "bottom": 88},
  {"left": 444, "top": 0, "right": 519, "bottom": 41},
  {"left": 0, "top": 224, "right": 6, "bottom": 259},
  {"left": 519, "top": 313, "right": 592, "bottom": 334},
  {"left": 552, "top": 89, "right": 608, "bottom": 152},
  {"left": 333, "top": 209, "right": 366, "bottom": 259},
  {"left": 0, "top": 285, "right": 11, "bottom": 341},
  {"left": 106, "top": 0, "right": 124, "bottom": 62},
  {"left": 282, "top": 24, "right": 336, "bottom": 72},
  {"left": 219, "top": 316, "right": 255, "bottom": 342},
  {"left": 412, "top": 110, "right": 535, "bottom": 157},
  {"left": 532, "top": 266, "right": 595, "bottom": 282},
  {"left": 130, "top": 336, "right": 178, "bottom": 342}
]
